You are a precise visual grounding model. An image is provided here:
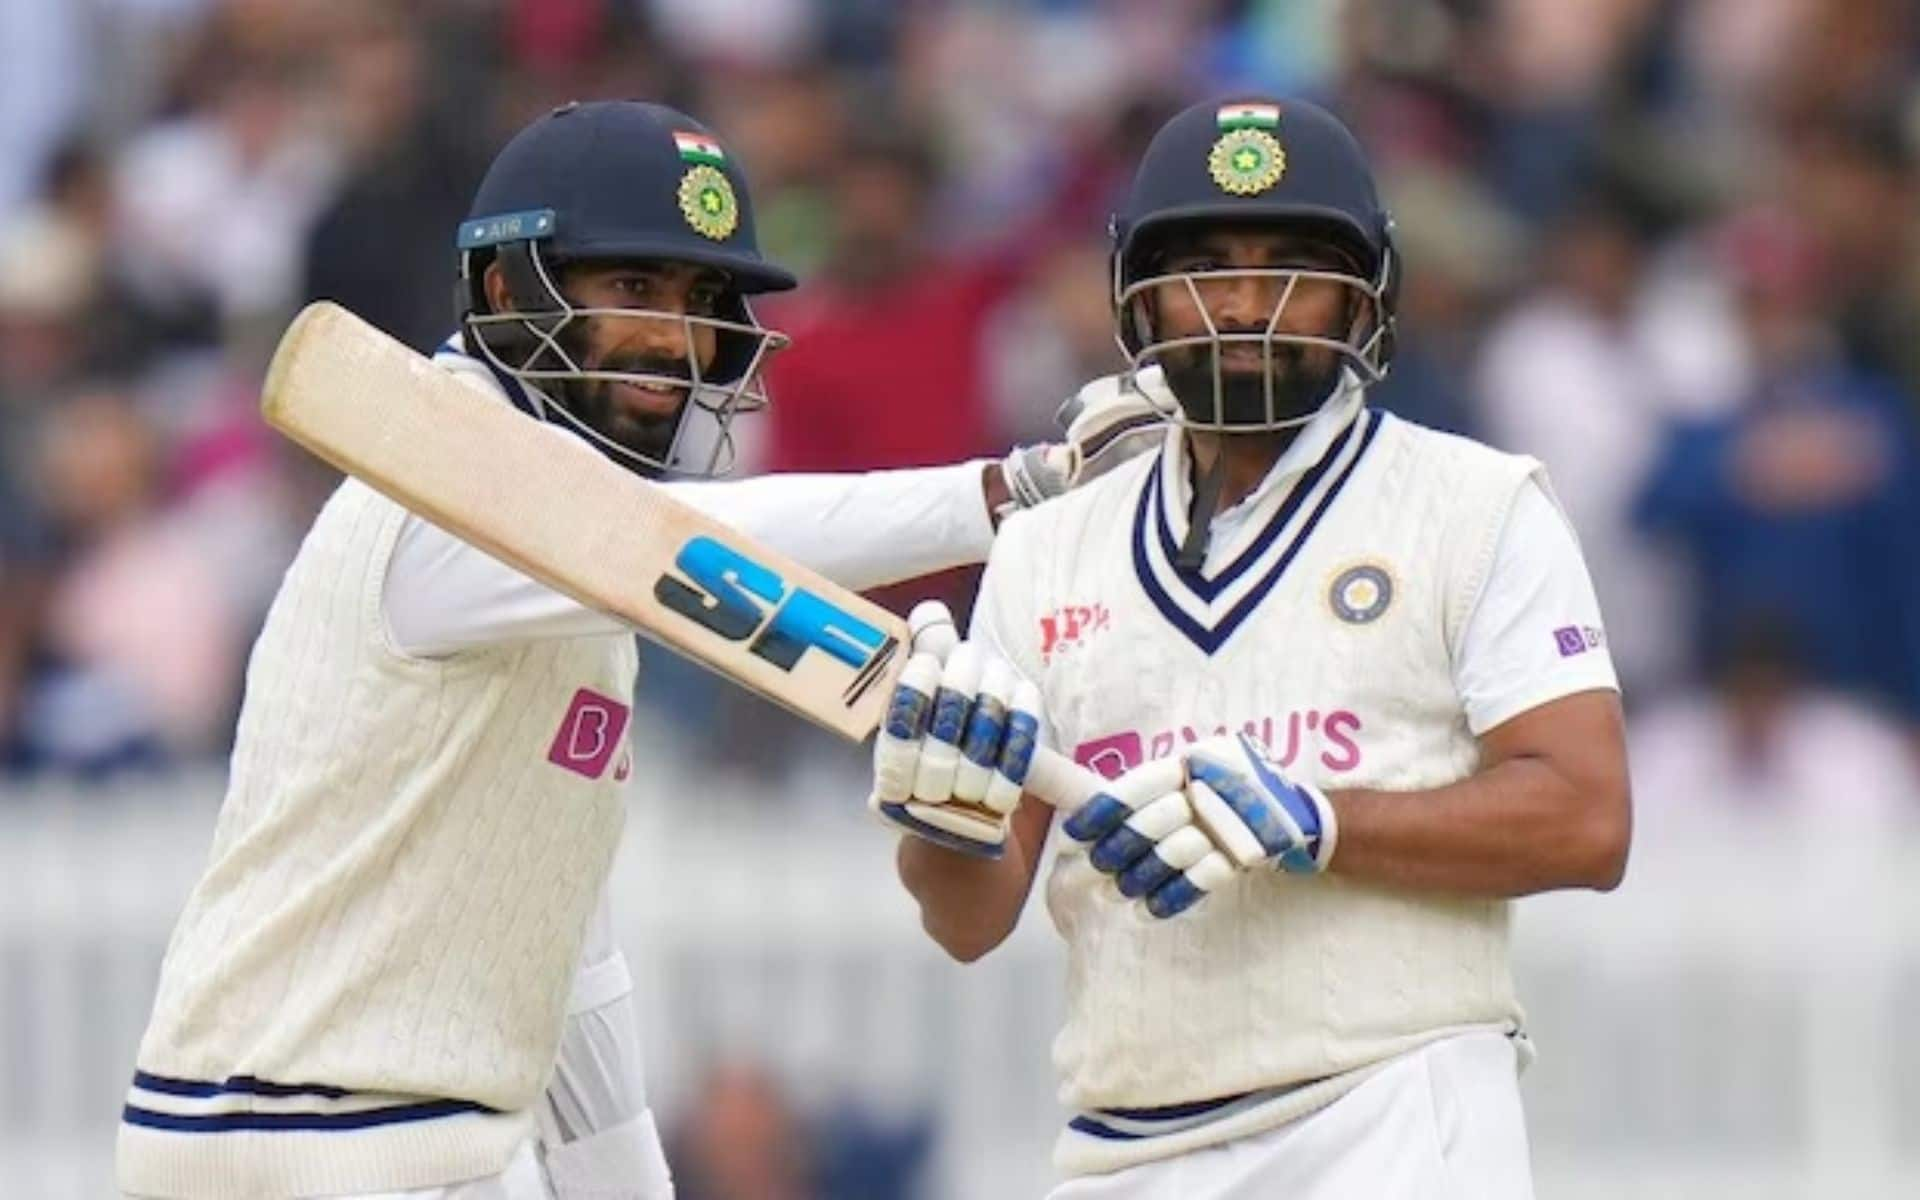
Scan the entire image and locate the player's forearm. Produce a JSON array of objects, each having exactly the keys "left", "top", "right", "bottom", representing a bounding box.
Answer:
[
  {"left": 1327, "top": 755, "right": 1629, "bottom": 898},
  {"left": 896, "top": 811, "right": 1045, "bottom": 961}
]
